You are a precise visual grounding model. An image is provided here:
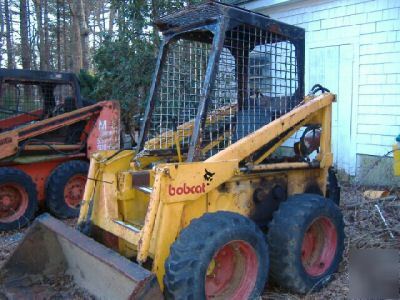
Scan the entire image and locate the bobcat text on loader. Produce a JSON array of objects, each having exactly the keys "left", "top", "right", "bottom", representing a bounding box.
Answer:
[
  {"left": 0, "top": 69, "right": 120, "bottom": 230},
  {"left": 0, "top": 2, "right": 344, "bottom": 299}
]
